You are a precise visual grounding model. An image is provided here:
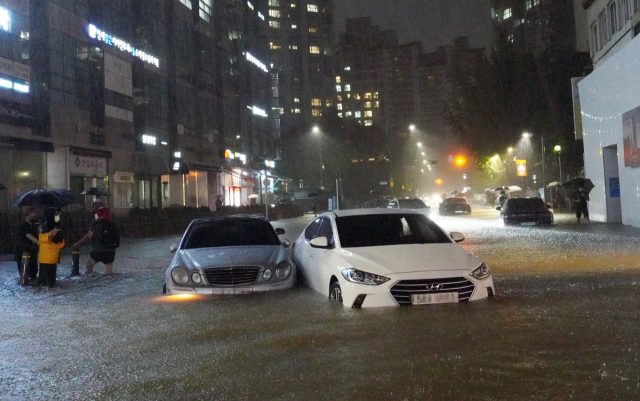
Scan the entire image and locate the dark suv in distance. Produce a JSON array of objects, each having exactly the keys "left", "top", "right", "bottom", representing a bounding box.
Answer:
[
  {"left": 498, "top": 197, "right": 553, "bottom": 226},
  {"left": 439, "top": 198, "right": 471, "bottom": 215}
]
